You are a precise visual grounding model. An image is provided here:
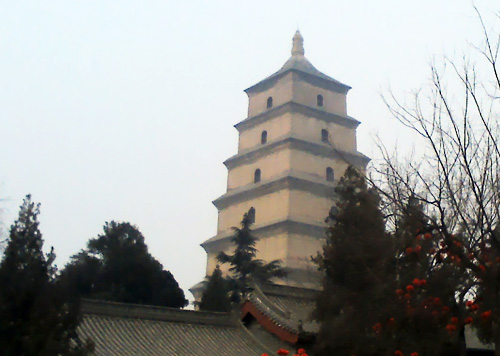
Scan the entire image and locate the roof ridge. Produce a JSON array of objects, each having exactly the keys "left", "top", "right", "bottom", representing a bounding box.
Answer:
[
  {"left": 261, "top": 283, "right": 320, "bottom": 298},
  {"left": 81, "top": 299, "right": 236, "bottom": 327},
  {"left": 249, "top": 284, "right": 291, "bottom": 319},
  {"left": 245, "top": 61, "right": 350, "bottom": 94}
]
